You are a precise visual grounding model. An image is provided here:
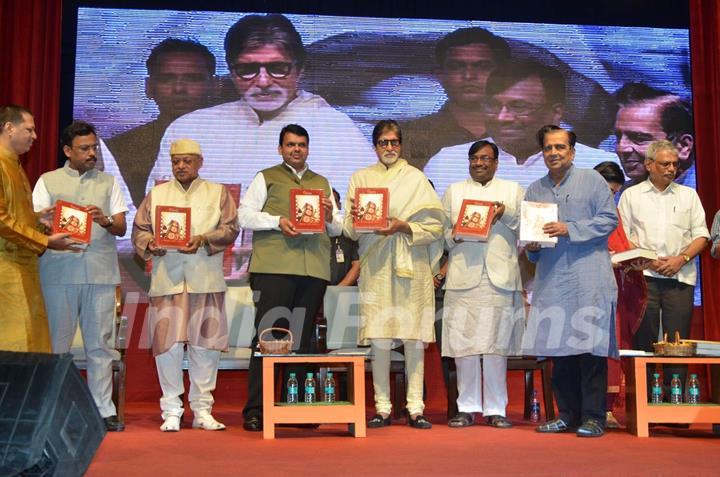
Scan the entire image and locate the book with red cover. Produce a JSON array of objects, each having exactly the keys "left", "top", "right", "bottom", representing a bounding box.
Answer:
[
  {"left": 53, "top": 200, "right": 92, "bottom": 243},
  {"left": 453, "top": 199, "right": 495, "bottom": 242},
  {"left": 354, "top": 187, "right": 389, "bottom": 232},
  {"left": 290, "top": 188, "right": 325, "bottom": 234},
  {"left": 155, "top": 206, "right": 191, "bottom": 249}
]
